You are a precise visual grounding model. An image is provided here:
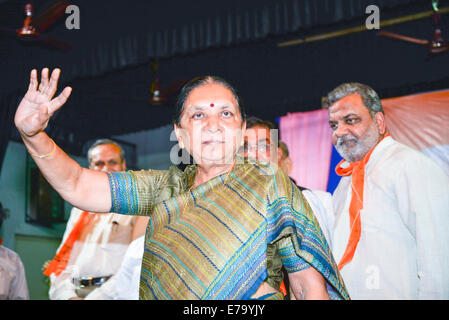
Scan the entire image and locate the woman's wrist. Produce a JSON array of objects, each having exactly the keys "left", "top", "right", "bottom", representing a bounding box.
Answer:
[{"left": 21, "top": 131, "right": 55, "bottom": 159}]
